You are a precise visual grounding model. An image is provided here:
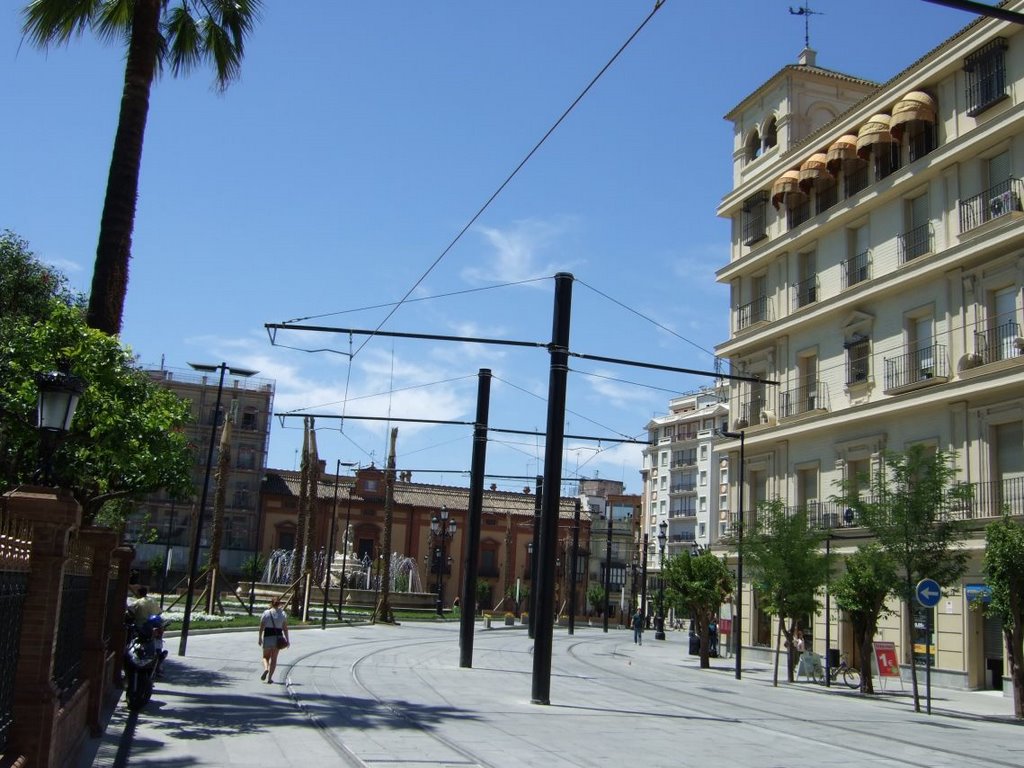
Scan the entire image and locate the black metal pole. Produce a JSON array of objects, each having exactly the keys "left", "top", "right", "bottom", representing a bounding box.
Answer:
[
  {"left": 531, "top": 272, "right": 572, "bottom": 706},
  {"left": 529, "top": 476, "right": 542, "bottom": 639},
  {"left": 641, "top": 533, "right": 648, "bottom": 627},
  {"left": 322, "top": 459, "right": 341, "bottom": 630},
  {"left": 568, "top": 499, "right": 580, "bottom": 635},
  {"left": 603, "top": 514, "right": 612, "bottom": 633},
  {"left": 178, "top": 363, "right": 228, "bottom": 656},
  {"left": 655, "top": 542, "right": 666, "bottom": 640},
  {"left": 722, "top": 429, "right": 746, "bottom": 679},
  {"left": 436, "top": 541, "right": 444, "bottom": 616},
  {"left": 825, "top": 531, "right": 831, "bottom": 687},
  {"left": 460, "top": 368, "right": 491, "bottom": 668}
]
